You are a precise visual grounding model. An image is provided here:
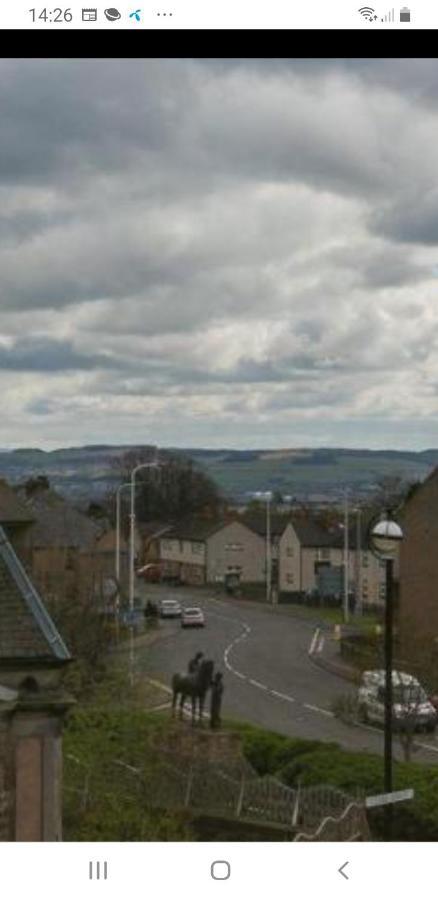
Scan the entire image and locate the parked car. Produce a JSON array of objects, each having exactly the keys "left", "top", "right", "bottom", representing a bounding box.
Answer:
[
  {"left": 357, "top": 669, "right": 437, "bottom": 732},
  {"left": 181, "top": 607, "right": 205, "bottom": 628},
  {"left": 159, "top": 598, "right": 182, "bottom": 619}
]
